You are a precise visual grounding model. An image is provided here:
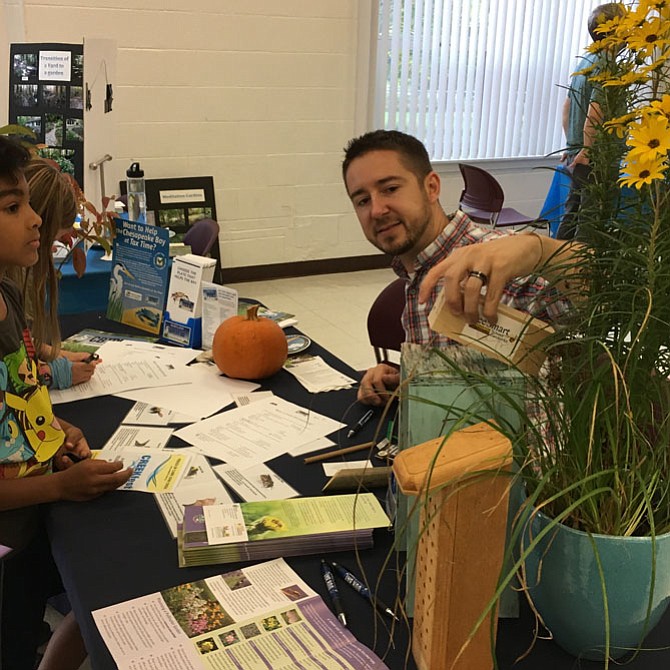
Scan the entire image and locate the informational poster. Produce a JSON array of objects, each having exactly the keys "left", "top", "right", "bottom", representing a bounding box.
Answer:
[
  {"left": 9, "top": 42, "right": 84, "bottom": 185},
  {"left": 107, "top": 218, "right": 170, "bottom": 334}
]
